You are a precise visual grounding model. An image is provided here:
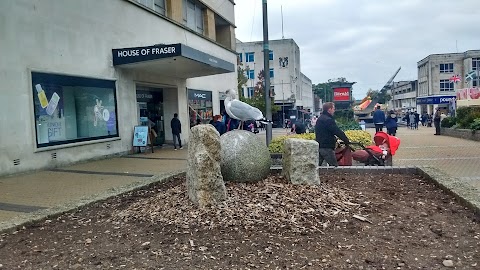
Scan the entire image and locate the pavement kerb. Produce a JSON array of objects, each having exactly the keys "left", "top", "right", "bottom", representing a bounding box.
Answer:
[
  {"left": 0, "top": 169, "right": 186, "bottom": 234},
  {"left": 416, "top": 166, "right": 480, "bottom": 217}
]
